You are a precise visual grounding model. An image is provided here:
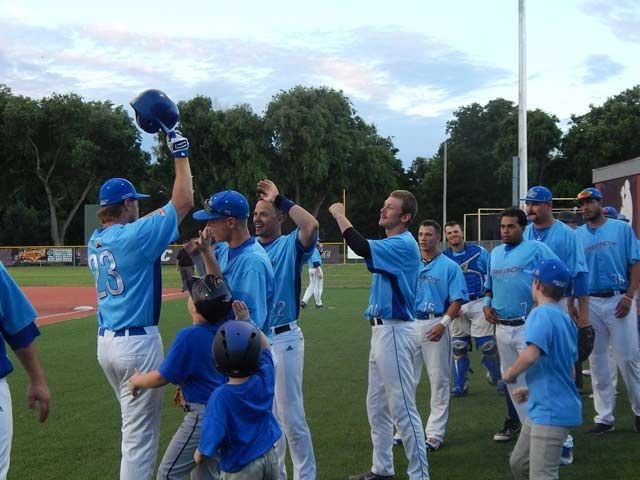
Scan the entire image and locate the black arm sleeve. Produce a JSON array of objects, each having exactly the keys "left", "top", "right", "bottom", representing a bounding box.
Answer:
[{"left": 343, "top": 227, "right": 372, "bottom": 259}]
